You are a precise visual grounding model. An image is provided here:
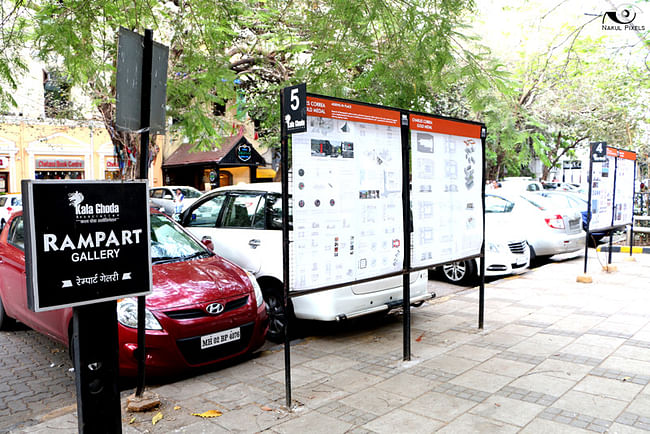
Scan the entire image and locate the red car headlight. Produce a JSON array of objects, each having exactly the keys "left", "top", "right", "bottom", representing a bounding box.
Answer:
[{"left": 117, "top": 298, "right": 163, "bottom": 330}]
